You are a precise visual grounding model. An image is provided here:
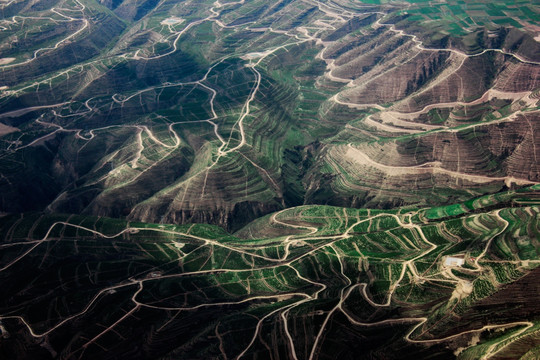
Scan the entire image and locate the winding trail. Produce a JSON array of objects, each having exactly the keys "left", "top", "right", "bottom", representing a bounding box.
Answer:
[
  {"left": 0, "top": 203, "right": 536, "bottom": 359},
  {"left": 0, "top": 0, "right": 88, "bottom": 69}
]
